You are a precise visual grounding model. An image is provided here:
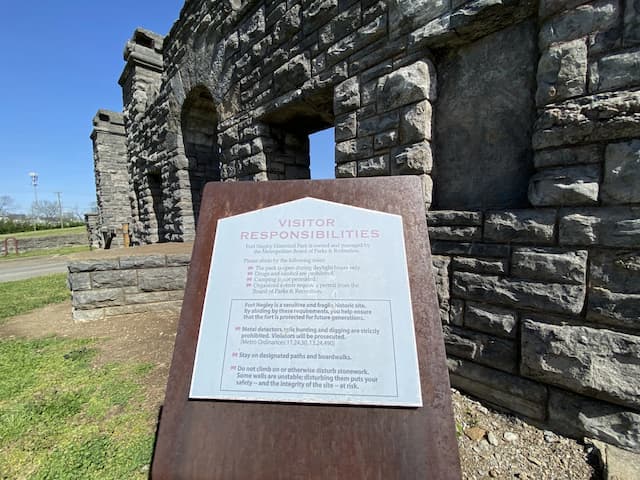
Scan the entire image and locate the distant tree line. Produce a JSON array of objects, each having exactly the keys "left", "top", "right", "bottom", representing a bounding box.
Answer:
[{"left": 0, "top": 195, "right": 86, "bottom": 234}]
